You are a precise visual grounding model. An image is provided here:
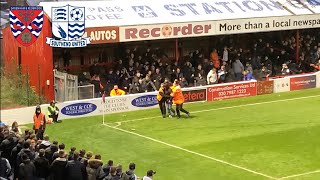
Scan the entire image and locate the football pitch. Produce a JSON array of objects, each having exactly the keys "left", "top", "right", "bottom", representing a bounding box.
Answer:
[{"left": 36, "top": 88, "right": 320, "bottom": 180}]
